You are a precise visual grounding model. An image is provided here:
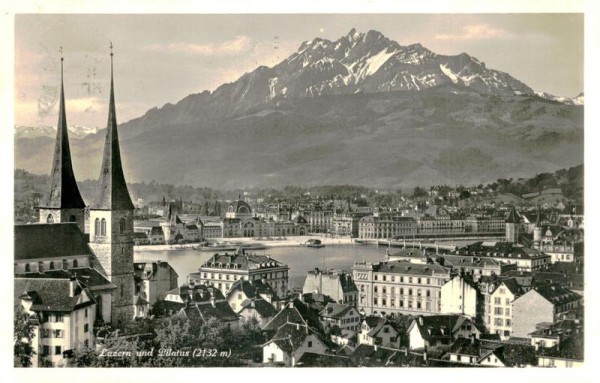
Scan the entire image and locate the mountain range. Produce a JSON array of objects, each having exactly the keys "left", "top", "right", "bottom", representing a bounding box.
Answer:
[{"left": 14, "top": 29, "right": 583, "bottom": 190}]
